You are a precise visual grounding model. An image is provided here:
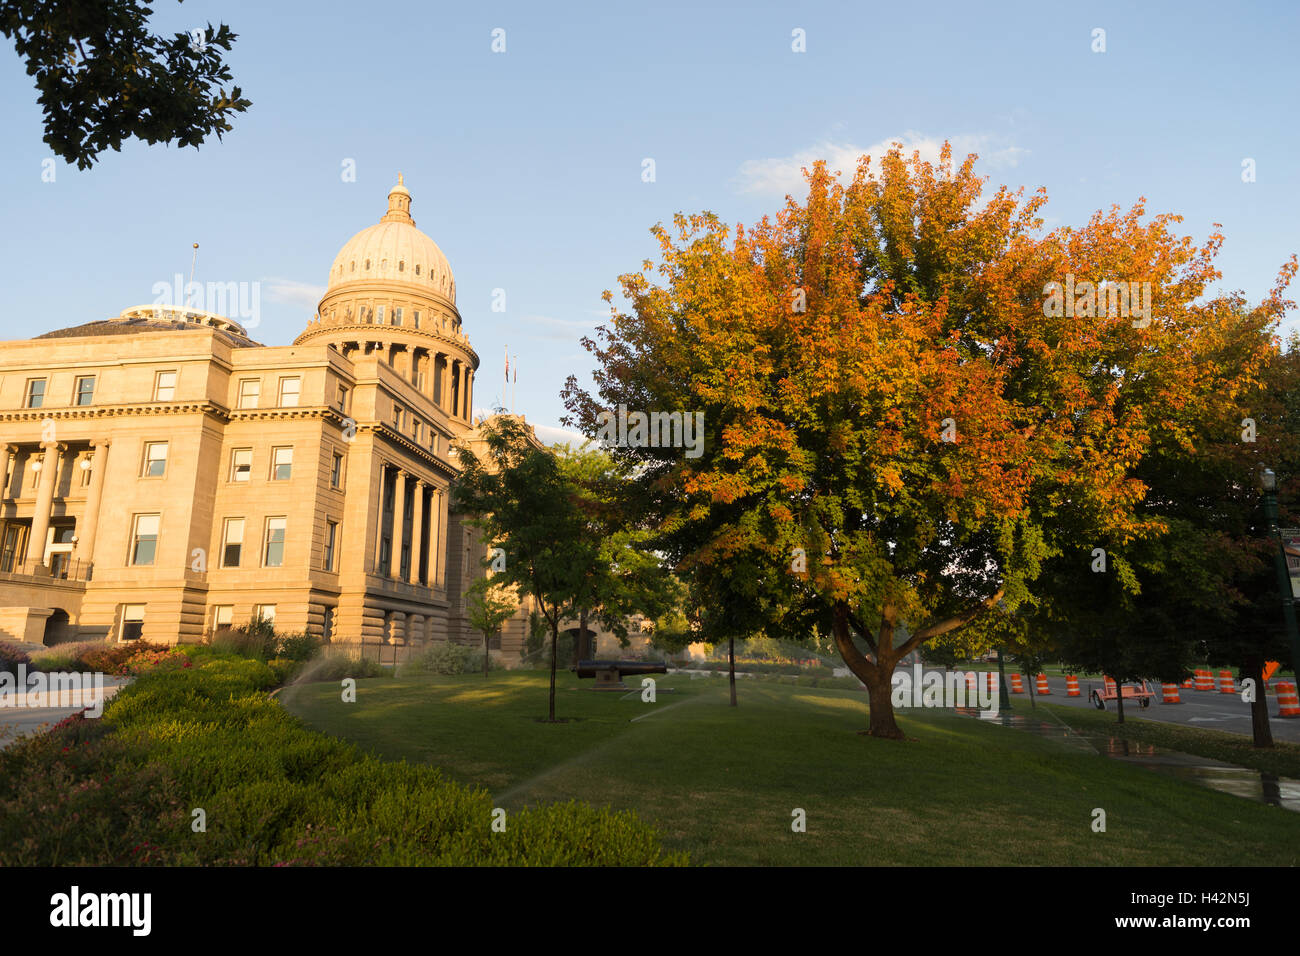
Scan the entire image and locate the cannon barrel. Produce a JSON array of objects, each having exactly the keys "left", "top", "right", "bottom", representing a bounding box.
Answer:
[{"left": 574, "top": 659, "right": 668, "bottom": 679}]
